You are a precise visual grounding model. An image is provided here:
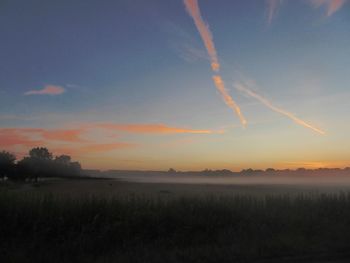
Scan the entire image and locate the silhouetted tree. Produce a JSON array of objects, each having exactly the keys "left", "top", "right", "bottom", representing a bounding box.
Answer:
[
  {"left": 29, "top": 147, "right": 52, "bottom": 160},
  {"left": 27, "top": 147, "right": 53, "bottom": 182},
  {"left": 1, "top": 147, "right": 83, "bottom": 181},
  {"left": 52, "top": 155, "right": 81, "bottom": 177},
  {"left": 297, "top": 168, "right": 307, "bottom": 172},
  {"left": 219, "top": 169, "right": 233, "bottom": 175},
  {"left": 0, "top": 151, "right": 16, "bottom": 181},
  {"left": 16, "top": 157, "right": 33, "bottom": 181},
  {"left": 241, "top": 168, "right": 254, "bottom": 175},
  {"left": 168, "top": 168, "right": 176, "bottom": 174},
  {"left": 69, "top": 161, "right": 82, "bottom": 176},
  {"left": 54, "top": 155, "right": 71, "bottom": 166}
]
